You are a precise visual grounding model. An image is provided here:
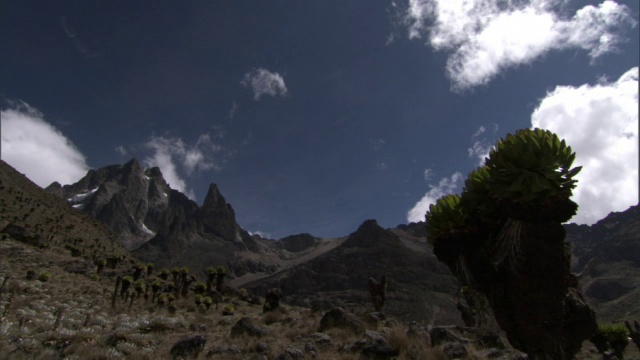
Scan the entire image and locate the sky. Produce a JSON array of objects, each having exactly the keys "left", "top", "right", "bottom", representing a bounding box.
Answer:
[{"left": 1, "top": 0, "right": 638, "bottom": 239}]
